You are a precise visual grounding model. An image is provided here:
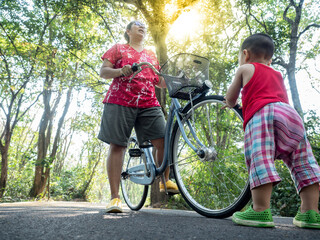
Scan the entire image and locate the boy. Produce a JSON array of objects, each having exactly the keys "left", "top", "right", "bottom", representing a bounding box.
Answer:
[{"left": 224, "top": 33, "right": 320, "bottom": 228}]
